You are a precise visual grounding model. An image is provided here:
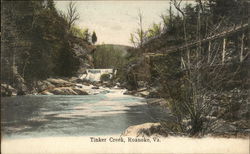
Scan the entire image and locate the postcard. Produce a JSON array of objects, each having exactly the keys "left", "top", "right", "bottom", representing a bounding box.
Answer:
[{"left": 1, "top": 0, "right": 249, "bottom": 153}]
